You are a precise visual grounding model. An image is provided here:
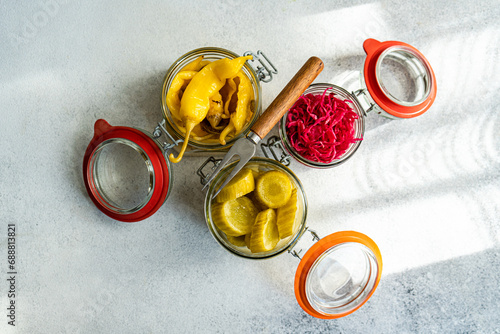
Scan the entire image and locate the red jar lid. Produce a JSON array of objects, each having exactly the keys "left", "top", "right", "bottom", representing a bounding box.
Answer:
[
  {"left": 363, "top": 38, "right": 437, "bottom": 118},
  {"left": 82, "top": 119, "right": 171, "bottom": 222}
]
